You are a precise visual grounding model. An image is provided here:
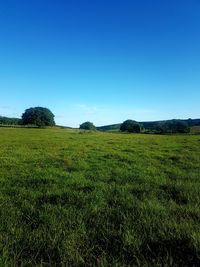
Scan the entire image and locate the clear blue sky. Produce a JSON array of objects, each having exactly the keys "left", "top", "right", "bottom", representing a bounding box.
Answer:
[{"left": 0, "top": 0, "right": 199, "bottom": 127}]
